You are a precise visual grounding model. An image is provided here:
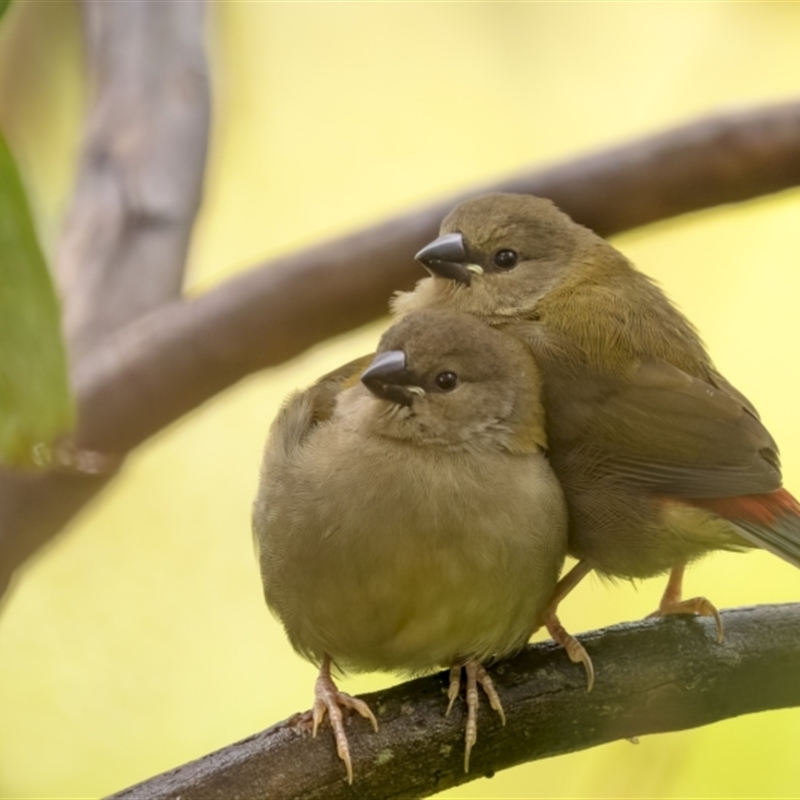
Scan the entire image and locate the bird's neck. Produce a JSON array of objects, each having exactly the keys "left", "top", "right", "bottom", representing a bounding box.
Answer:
[{"left": 535, "top": 252, "right": 713, "bottom": 375}]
